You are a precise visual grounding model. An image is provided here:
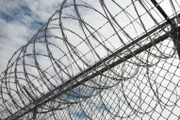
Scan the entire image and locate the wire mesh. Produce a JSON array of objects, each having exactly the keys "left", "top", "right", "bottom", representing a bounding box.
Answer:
[{"left": 0, "top": 0, "right": 180, "bottom": 119}]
